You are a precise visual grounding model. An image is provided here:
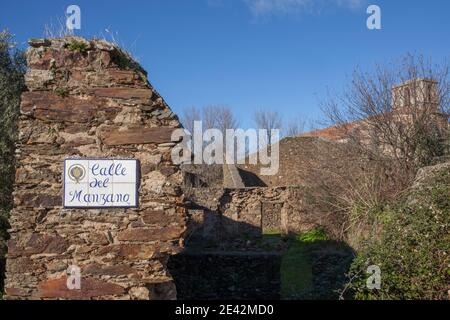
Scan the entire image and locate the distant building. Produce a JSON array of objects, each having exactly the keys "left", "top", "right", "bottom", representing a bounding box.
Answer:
[{"left": 302, "top": 78, "right": 448, "bottom": 142}]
